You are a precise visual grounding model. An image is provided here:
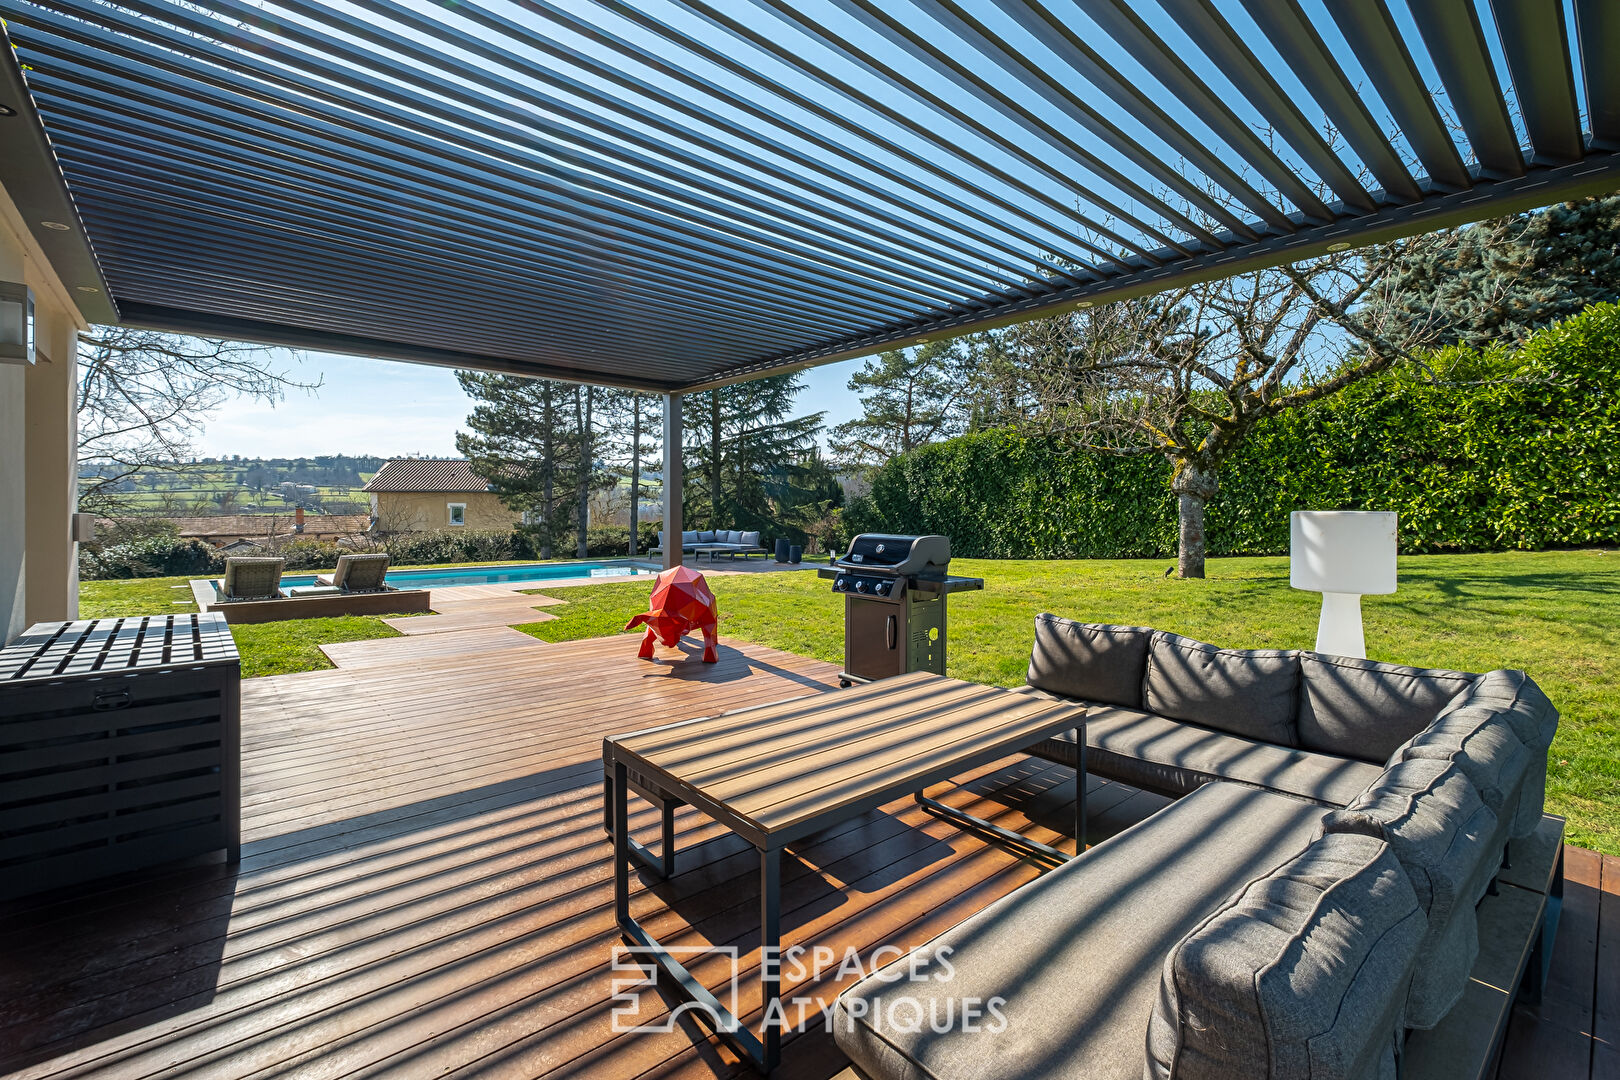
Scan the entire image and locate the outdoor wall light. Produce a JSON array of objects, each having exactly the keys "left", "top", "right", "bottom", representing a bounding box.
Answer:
[
  {"left": 0, "top": 281, "right": 35, "bottom": 365},
  {"left": 1290, "top": 510, "right": 1397, "bottom": 659}
]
